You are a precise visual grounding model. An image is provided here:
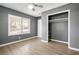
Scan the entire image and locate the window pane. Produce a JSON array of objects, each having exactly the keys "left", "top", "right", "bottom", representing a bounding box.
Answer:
[
  {"left": 10, "top": 16, "right": 20, "bottom": 32},
  {"left": 9, "top": 15, "right": 21, "bottom": 35},
  {"left": 22, "top": 18, "right": 30, "bottom": 33}
]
